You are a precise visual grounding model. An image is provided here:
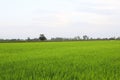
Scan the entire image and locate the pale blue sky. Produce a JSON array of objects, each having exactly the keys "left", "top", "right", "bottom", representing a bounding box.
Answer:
[{"left": 0, "top": 0, "right": 120, "bottom": 39}]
